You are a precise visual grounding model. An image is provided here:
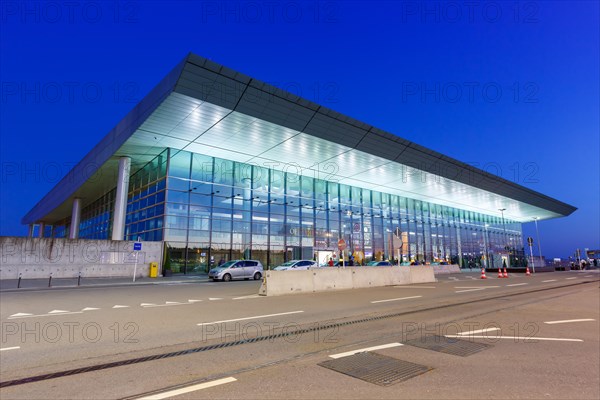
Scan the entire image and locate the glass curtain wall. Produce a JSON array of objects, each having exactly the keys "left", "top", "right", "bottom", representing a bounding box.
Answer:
[{"left": 162, "top": 148, "right": 523, "bottom": 271}]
